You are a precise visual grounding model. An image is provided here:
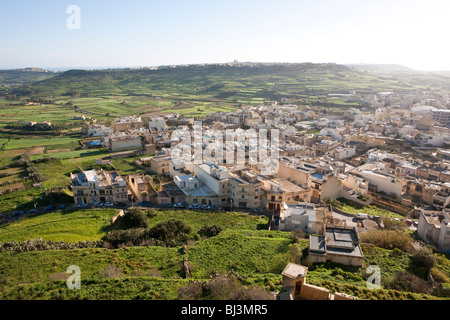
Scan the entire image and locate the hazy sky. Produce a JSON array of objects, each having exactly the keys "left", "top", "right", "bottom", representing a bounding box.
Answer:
[{"left": 1, "top": 0, "right": 450, "bottom": 70}]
